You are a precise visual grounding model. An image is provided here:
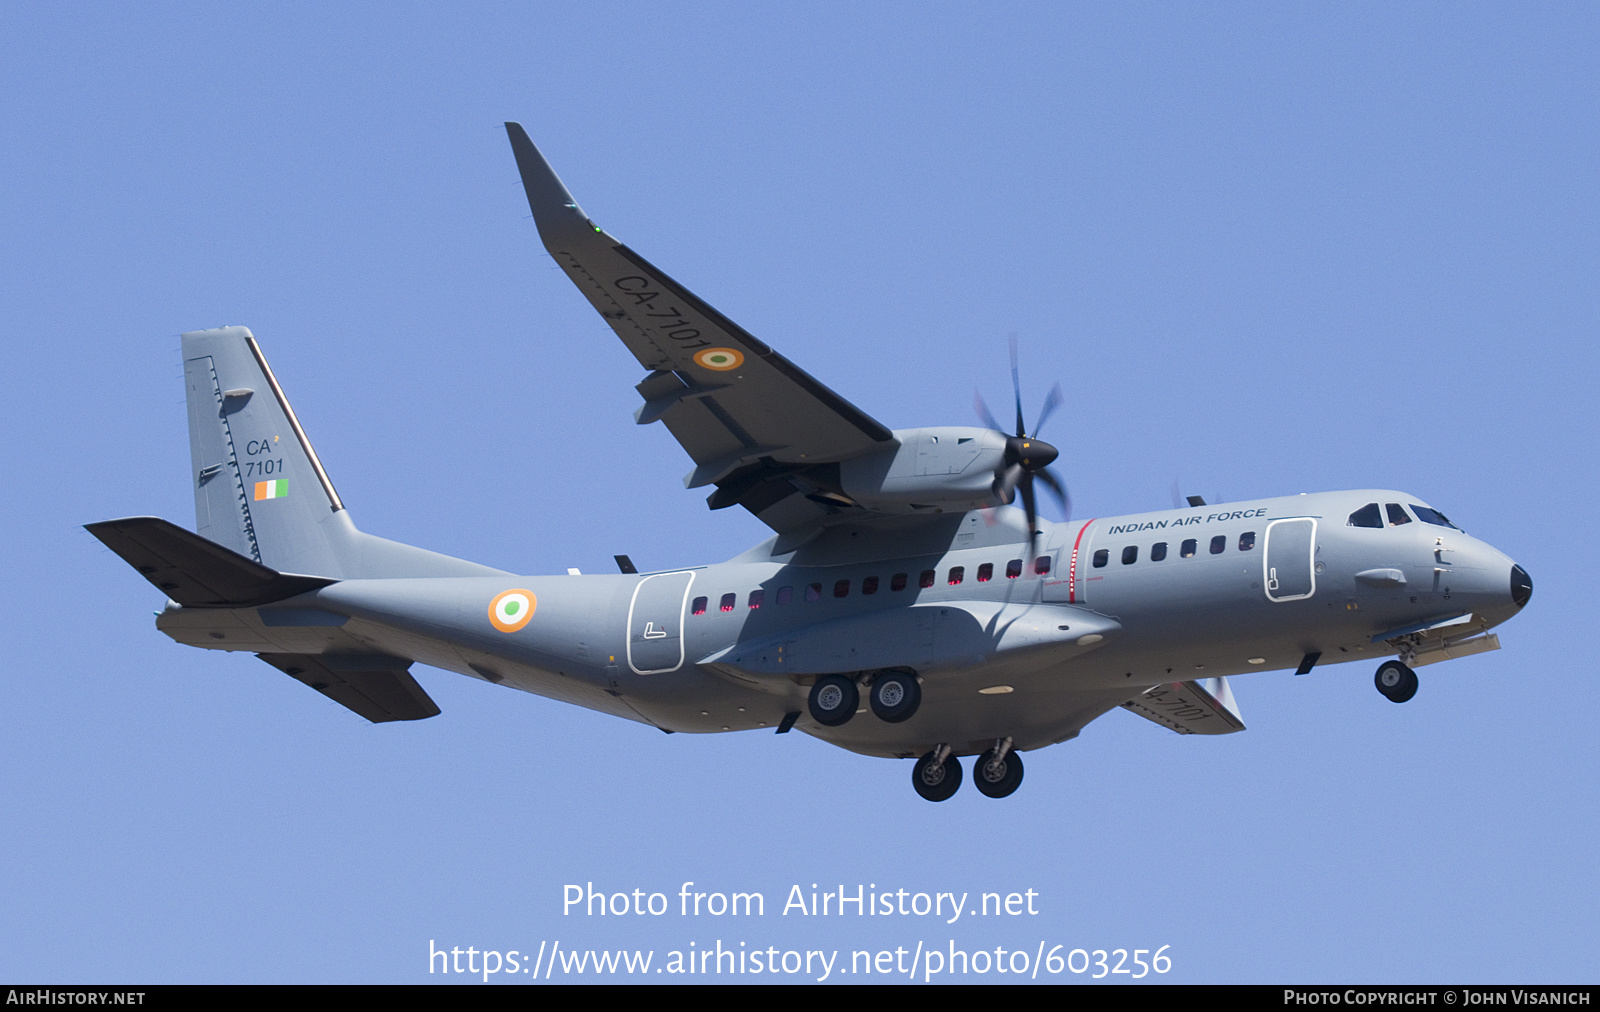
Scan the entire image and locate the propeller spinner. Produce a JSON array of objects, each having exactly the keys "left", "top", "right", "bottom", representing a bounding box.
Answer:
[{"left": 974, "top": 337, "right": 1070, "bottom": 543}]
